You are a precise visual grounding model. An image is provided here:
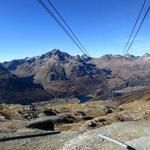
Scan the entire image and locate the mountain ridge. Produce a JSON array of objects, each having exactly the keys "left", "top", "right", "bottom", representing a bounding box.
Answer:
[
  {"left": 1, "top": 49, "right": 150, "bottom": 104},
  {"left": 2, "top": 49, "right": 150, "bottom": 64}
]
